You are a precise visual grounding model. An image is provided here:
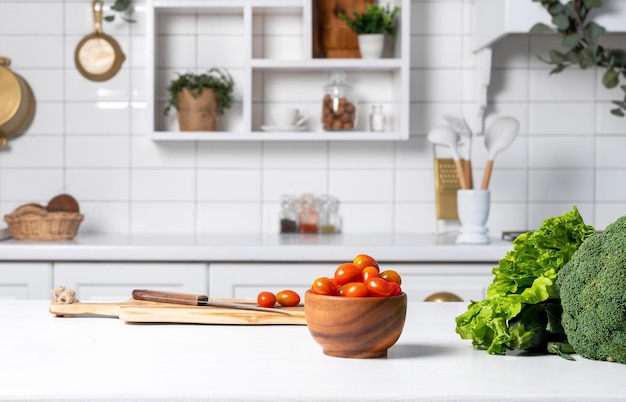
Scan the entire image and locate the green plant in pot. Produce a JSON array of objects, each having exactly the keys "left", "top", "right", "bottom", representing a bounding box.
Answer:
[
  {"left": 165, "top": 68, "right": 235, "bottom": 132},
  {"left": 338, "top": 3, "right": 400, "bottom": 59},
  {"left": 530, "top": 0, "right": 626, "bottom": 117}
]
